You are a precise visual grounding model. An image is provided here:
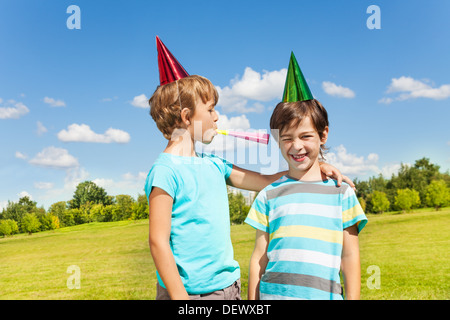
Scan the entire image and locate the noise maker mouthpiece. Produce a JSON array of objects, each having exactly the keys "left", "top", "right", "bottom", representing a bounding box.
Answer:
[{"left": 216, "top": 130, "right": 270, "bottom": 144}]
